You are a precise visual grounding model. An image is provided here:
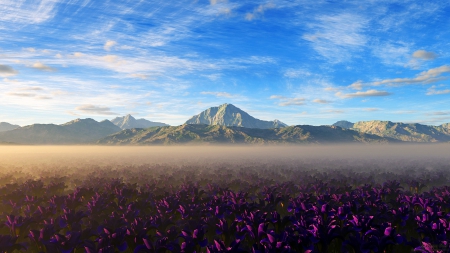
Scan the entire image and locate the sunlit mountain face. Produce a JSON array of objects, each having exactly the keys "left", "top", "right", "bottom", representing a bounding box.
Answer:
[{"left": 1, "top": 1, "right": 450, "bottom": 126}]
